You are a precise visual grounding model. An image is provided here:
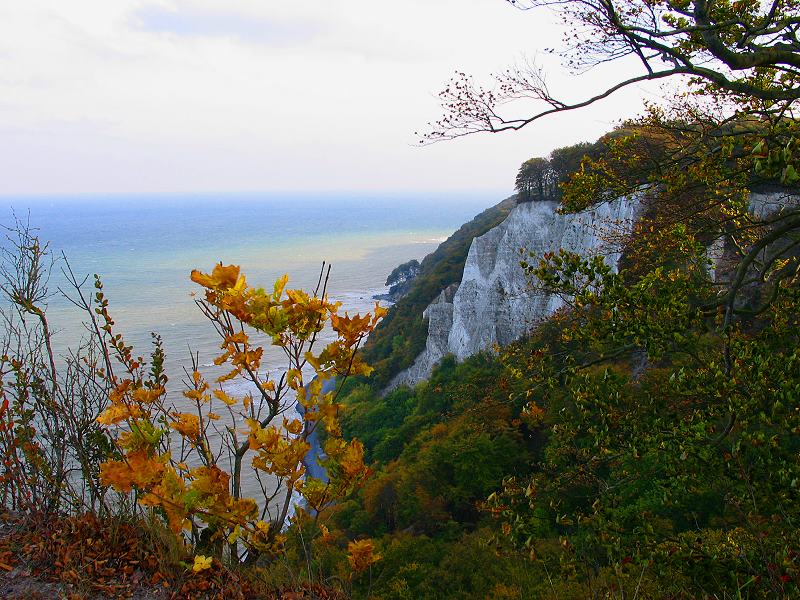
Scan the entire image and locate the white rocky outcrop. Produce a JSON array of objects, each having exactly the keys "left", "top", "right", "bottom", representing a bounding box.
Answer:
[
  {"left": 387, "top": 283, "right": 459, "bottom": 389},
  {"left": 387, "top": 197, "right": 641, "bottom": 391}
]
